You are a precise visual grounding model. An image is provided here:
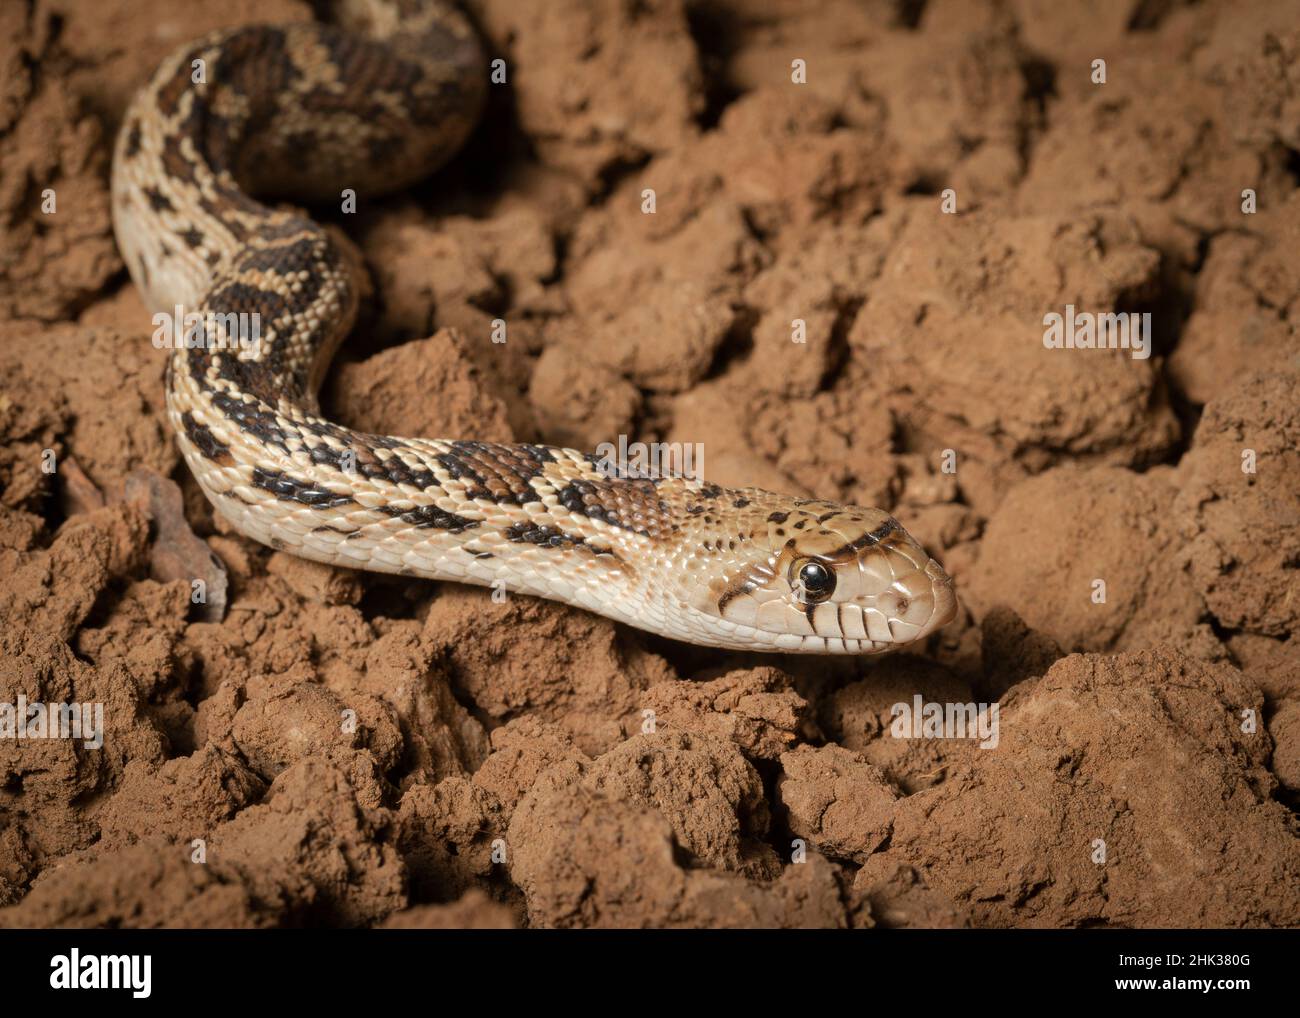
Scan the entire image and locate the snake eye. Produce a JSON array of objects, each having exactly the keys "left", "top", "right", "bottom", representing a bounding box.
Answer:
[{"left": 793, "top": 559, "right": 836, "bottom": 603}]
